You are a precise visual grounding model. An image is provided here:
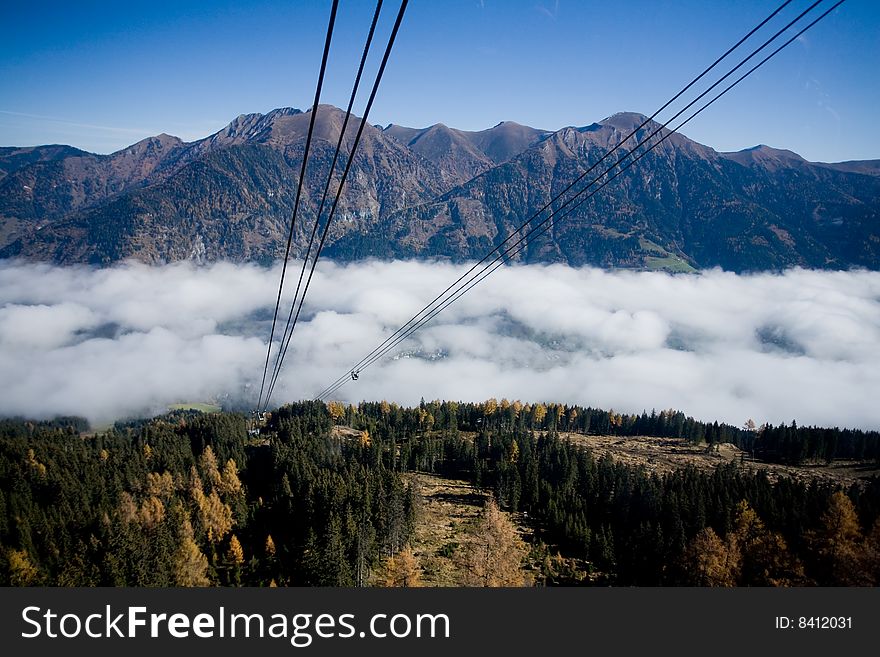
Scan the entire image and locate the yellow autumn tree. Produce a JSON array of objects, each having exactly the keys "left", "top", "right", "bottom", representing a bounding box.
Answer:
[
  {"left": 265, "top": 534, "right": 277, "bottom": 558},
  {"left": 188, "top": 465, "right": 203, "bottom": 500},
  {"left": 199, "top": 446, "right": 222, "bottom": 491},
  {"left": 7, "top": 549, "right": 39, "bottom": 586},
  {"left": 327, "top": 401, "right": 346, "bottom": 424},
  {"left": 458, "top": 497, "right": 528, "bottom": 587},
  {"left": 731, "top": 501, "right": 803, "bottom": 586},
  {"left": 227, "top": 535, "right": 244, "bottom": 565},
  {"left": 219, "top": 459, "right": 243, "bottom": 496},
  {"left": 509, "top": 440, "right": 520, "bottom": 464},
  {"left": 26, "top": 449, "right": 47, "bottom": 477},
  {"left": 224, "top": 534, "right": 245, "bottom": 586},
  {"left": 382, "top": 545, "right": 422, "bottom": 587},
  {"left": 198, "top": 490, "right": 233, "bottom": 543},
  {"left": 174, "top": 519, "right": 210, "bottom": 587},
  {"left": 533, "top": 403, "right": 547, "bottom": 426},
  {"left": 146, "top": 471, "right": 175, "bottom": 499},
  {"left": 811, "top": 491, "right": 870, "bottom": 585},
  {"left": 686, "top": 527, "right": 740, "bottom": 586},
  {"left": 139, "top": 495, "right": 166, "bottom": 530}
]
